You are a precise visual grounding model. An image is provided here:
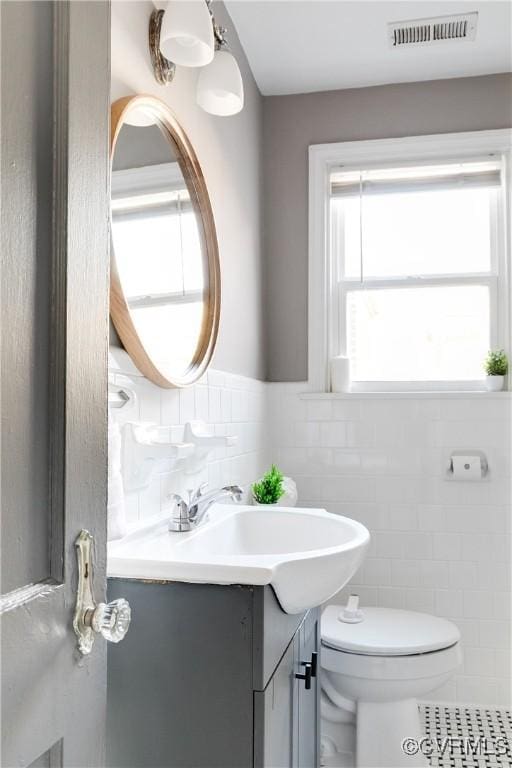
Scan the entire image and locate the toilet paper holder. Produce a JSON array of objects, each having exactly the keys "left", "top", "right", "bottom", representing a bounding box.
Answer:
[{"left": 447, "top": 450, "right": 488, "bottom": 480}]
